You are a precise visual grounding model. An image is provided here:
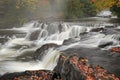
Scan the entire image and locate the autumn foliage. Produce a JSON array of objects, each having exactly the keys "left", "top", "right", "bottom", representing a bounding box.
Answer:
[
  {"left": 1, "top": 0, "right": 120, "bottom": 28},
  {"left": 70, "top": 55, "right": 120, "bottom": 80},
  {"left": 110, "top": 47, "right": 120, "bottom": 53},
  {"left": 92, "top": 0, "right": 115, "bottom": 11}
]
